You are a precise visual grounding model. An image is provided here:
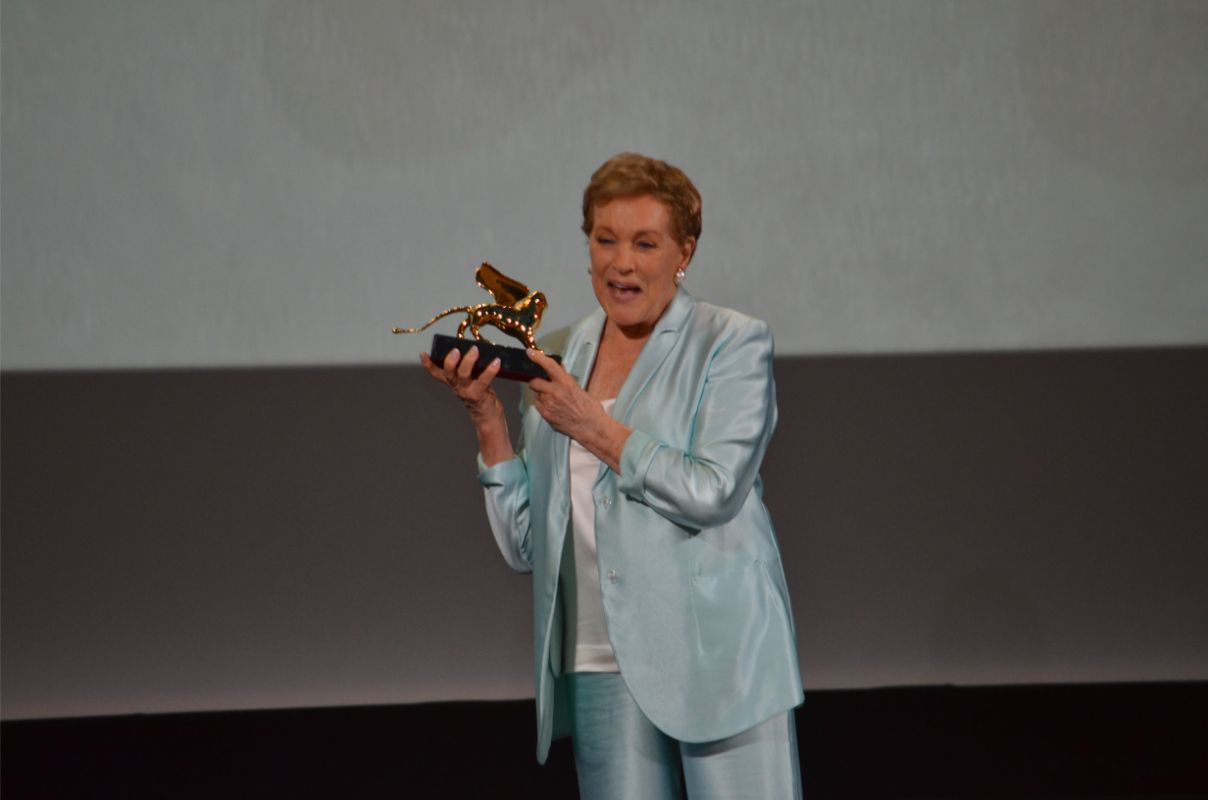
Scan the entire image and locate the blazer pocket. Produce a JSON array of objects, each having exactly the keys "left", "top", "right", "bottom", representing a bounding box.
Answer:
[{"left": 690, "top": 561, "right": 772, "bottom": 658}]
